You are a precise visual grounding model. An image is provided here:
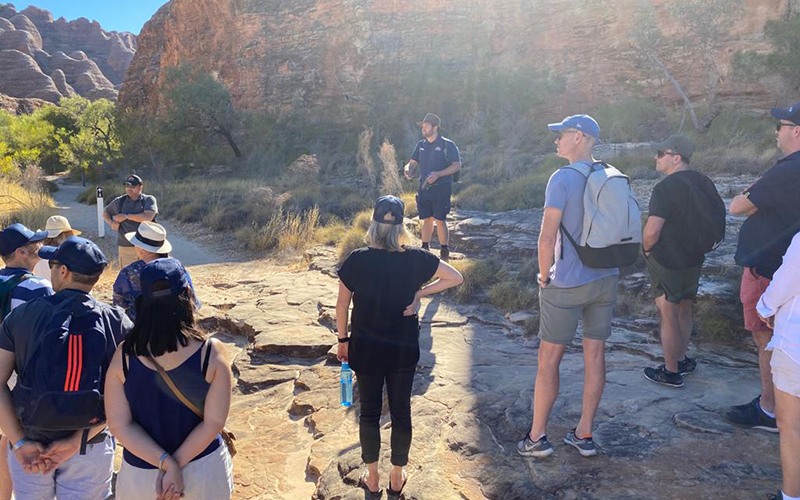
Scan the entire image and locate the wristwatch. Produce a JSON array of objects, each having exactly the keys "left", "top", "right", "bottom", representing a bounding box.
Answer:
[
  {"left": 12, "top": 438, "right": 28, "bottom": 451},
  {"left": 537, "top": 273, "right": 551, "bottom": 286},
  {"left": 337, "top": 337, "right": 350, "bottom": 343}
]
